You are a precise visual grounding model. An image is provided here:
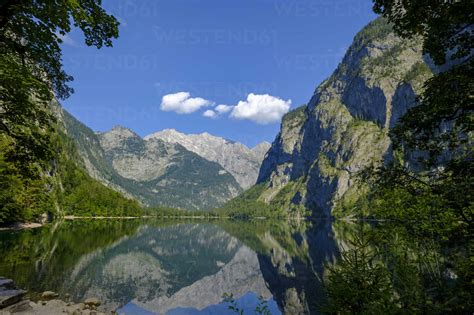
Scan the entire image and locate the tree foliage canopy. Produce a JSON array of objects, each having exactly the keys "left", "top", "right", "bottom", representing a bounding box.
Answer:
[
  {"left": 373, "top": 0, "right": 473, "bottom": 65},
  {"left": 0, "top": 1, "right": 126, "bottom": 223},
  {"left": 0, "top": 0, "right": 119, "bottom": 162},
  {"left": 0, "top": 0, "right": 119, "bottom": 99},
  {"left": 369, "top": 0, "right": 473, "bottom": 227}
]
